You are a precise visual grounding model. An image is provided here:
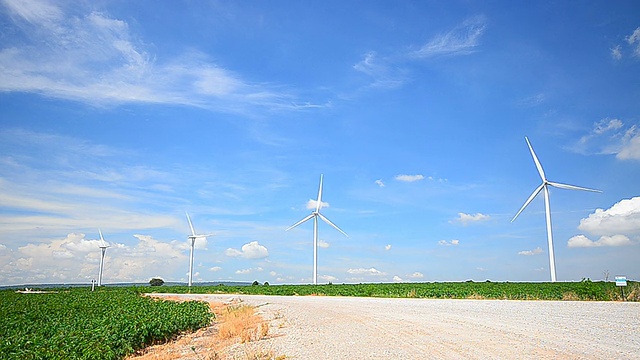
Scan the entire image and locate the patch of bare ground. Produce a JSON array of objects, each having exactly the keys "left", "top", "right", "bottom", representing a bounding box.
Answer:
[{"left": 128, "top": 296, "right": 284, "bottom": 360}]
